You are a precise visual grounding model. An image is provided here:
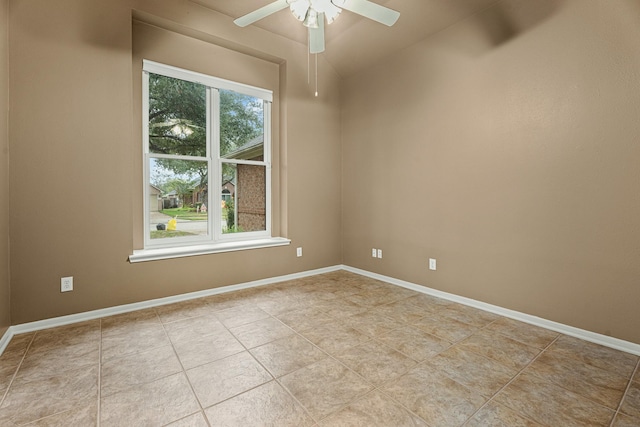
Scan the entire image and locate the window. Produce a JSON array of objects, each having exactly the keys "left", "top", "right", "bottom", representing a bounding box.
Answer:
[{"left": 141, "top": 60, "right": 276, "bottom": 252}]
